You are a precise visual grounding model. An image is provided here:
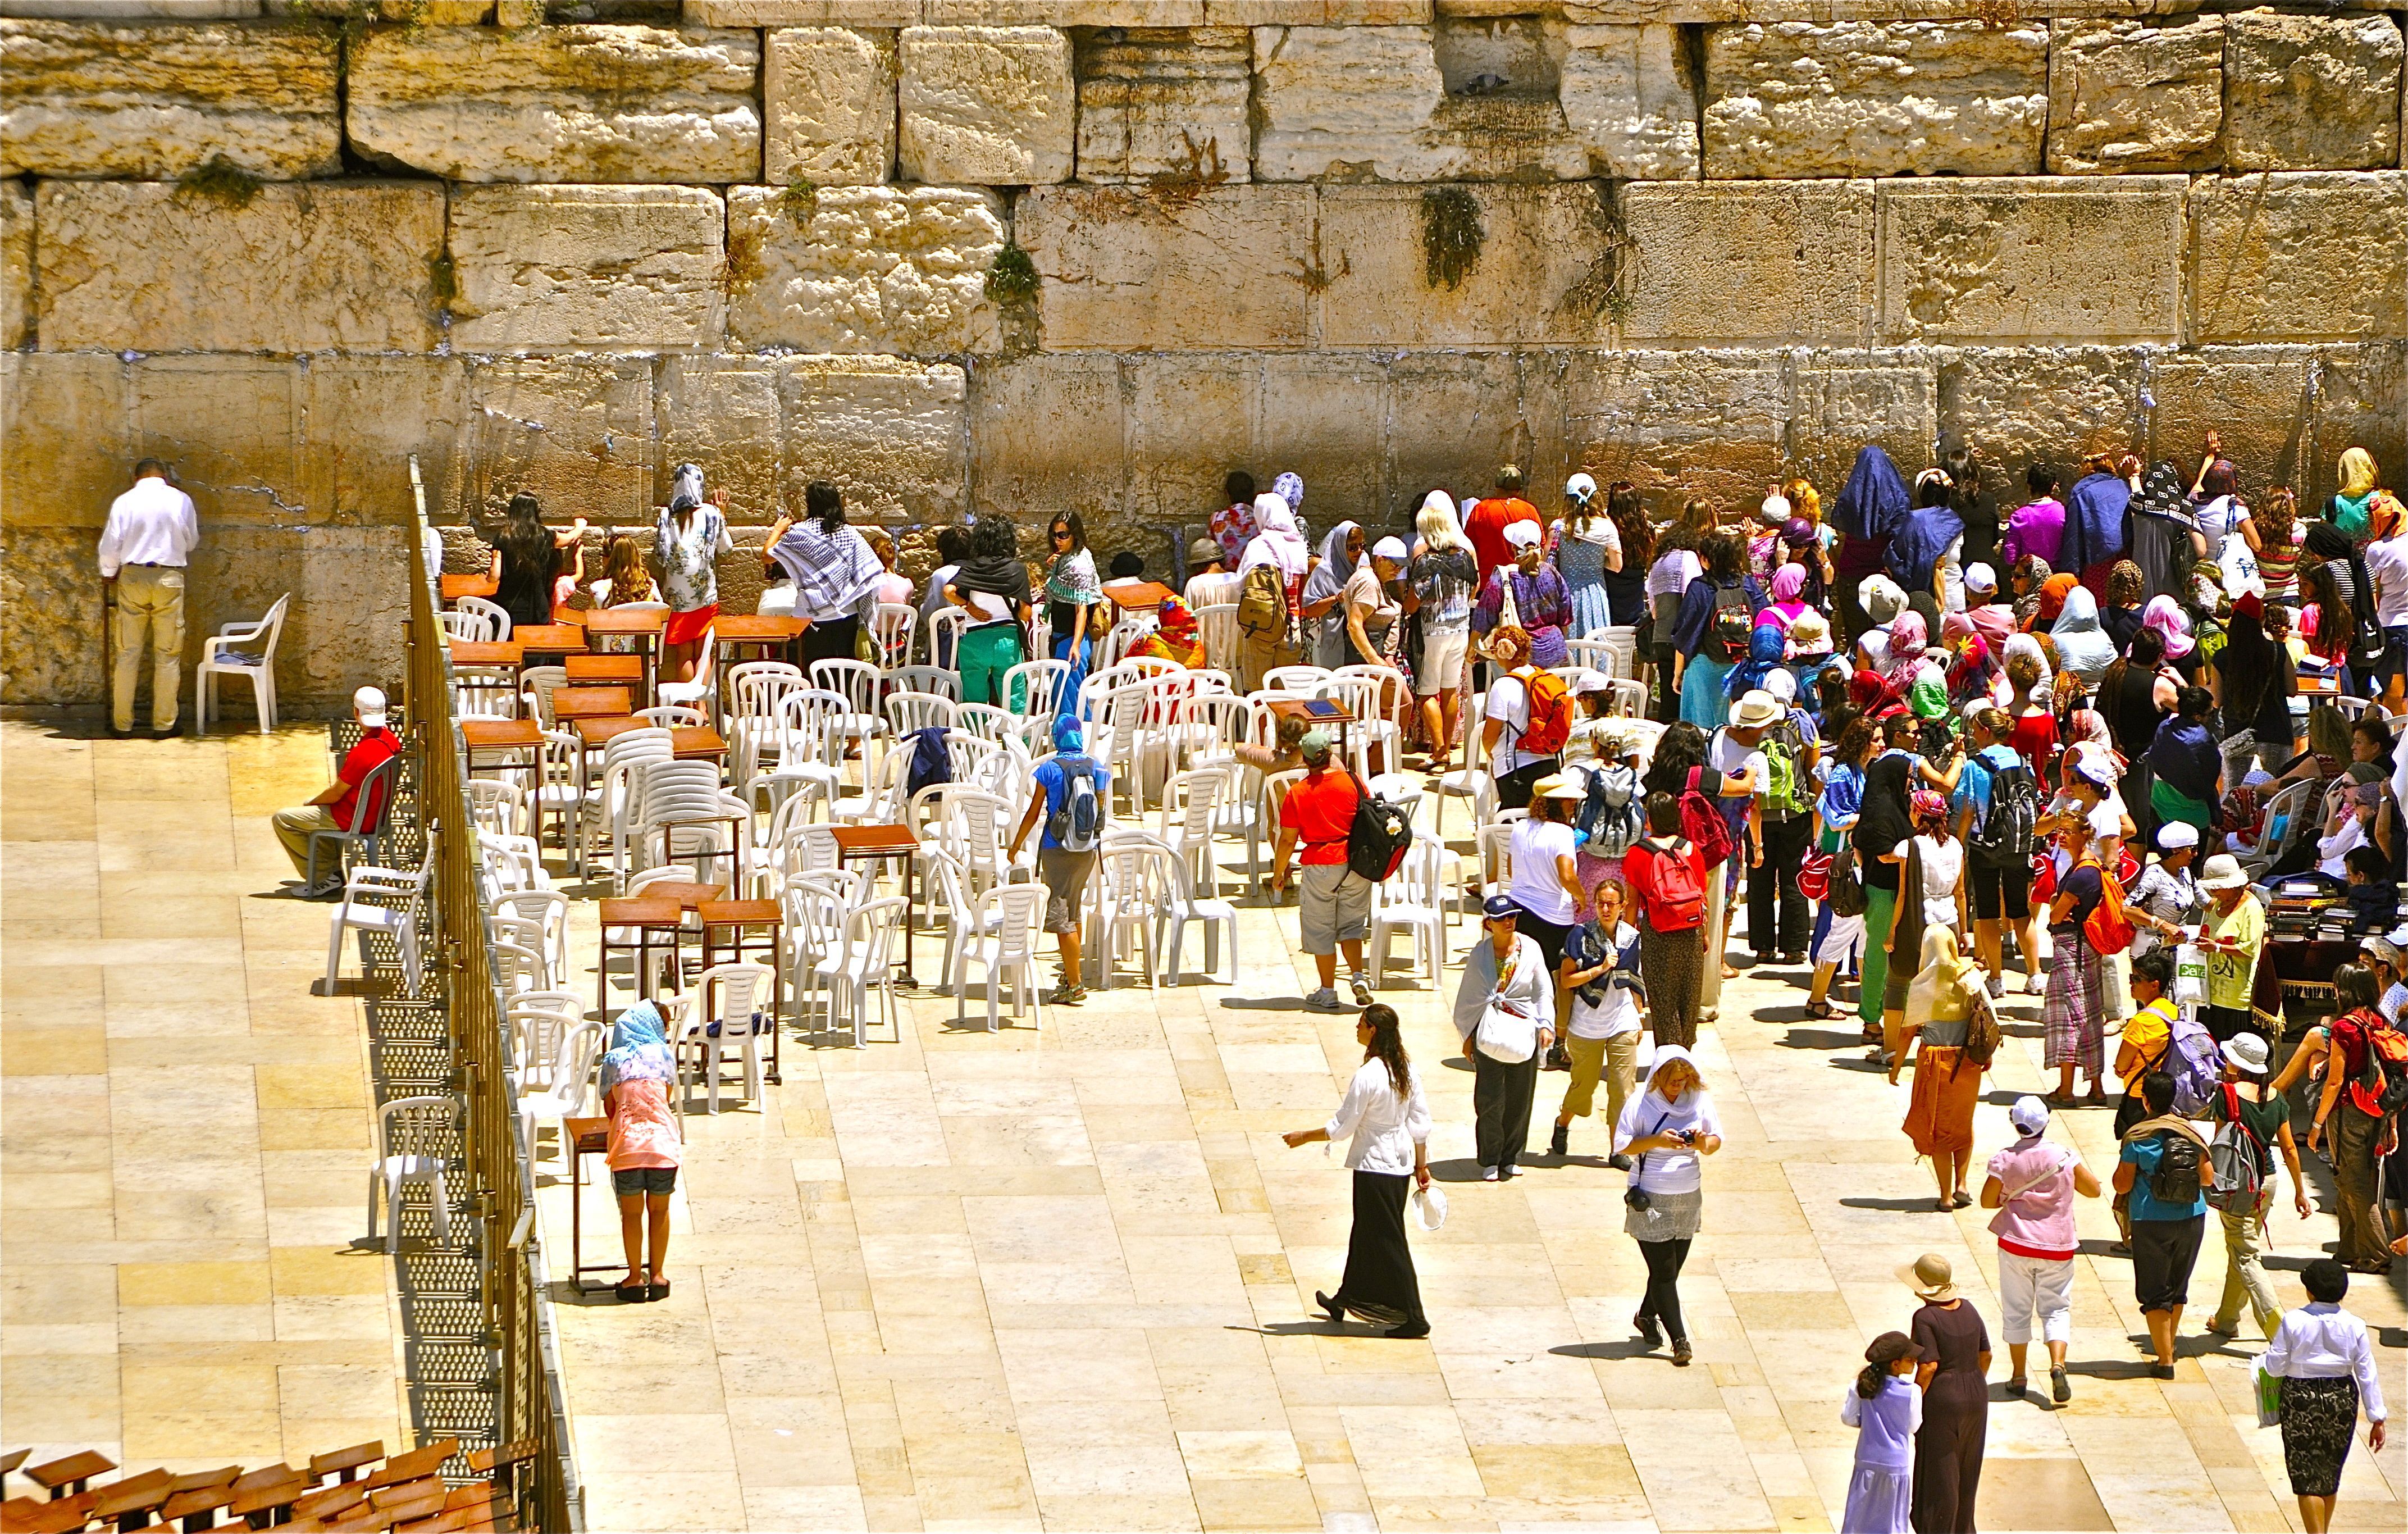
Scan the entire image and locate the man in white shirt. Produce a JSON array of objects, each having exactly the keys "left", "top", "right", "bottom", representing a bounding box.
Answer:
[
  {"left": 1182, "top": 536, "right": 1240, "bottom": 611},
  {"left": 2361, "top": 502, "right": 2408, "bottom": 712},
  {"left": 97, "top": 459, "right": 199, "bottom": 737}
]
